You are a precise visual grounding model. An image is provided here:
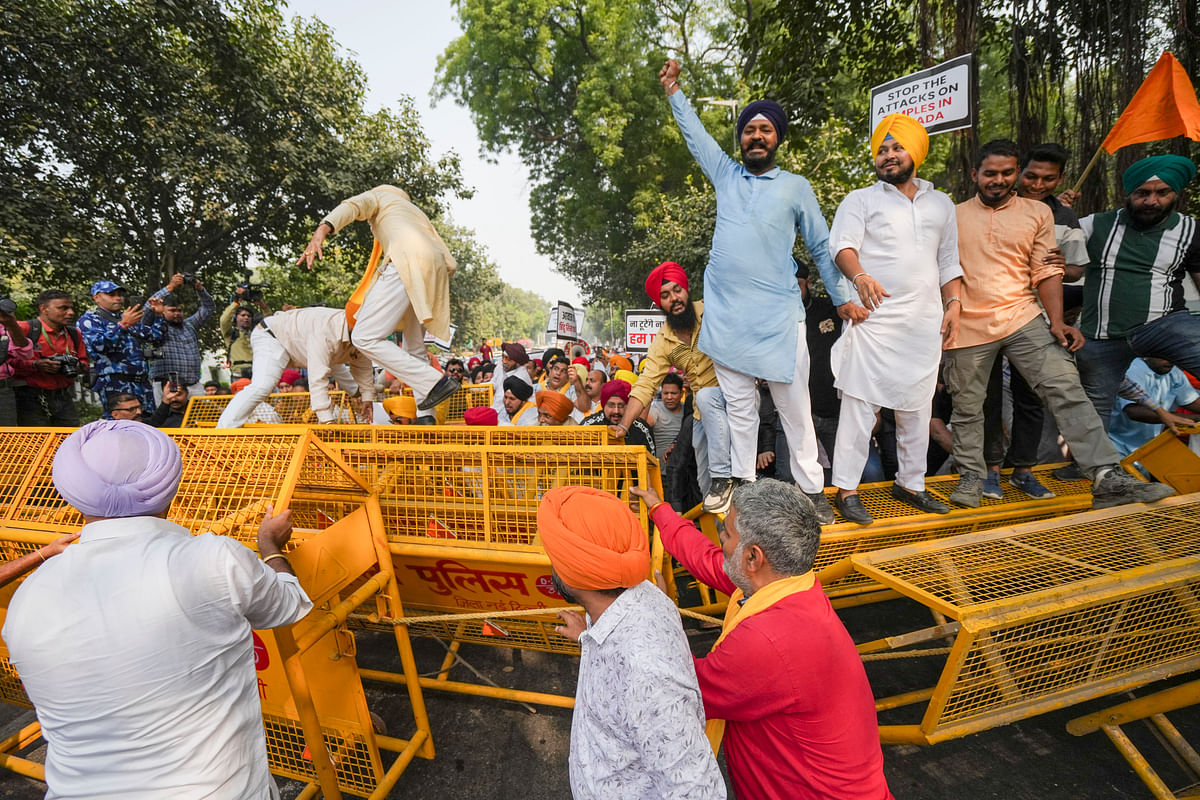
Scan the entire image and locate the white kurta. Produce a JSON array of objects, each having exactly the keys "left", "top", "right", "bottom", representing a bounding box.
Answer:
[{"left": 828, "top": 179, "right": 962, "bottom": 411}]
